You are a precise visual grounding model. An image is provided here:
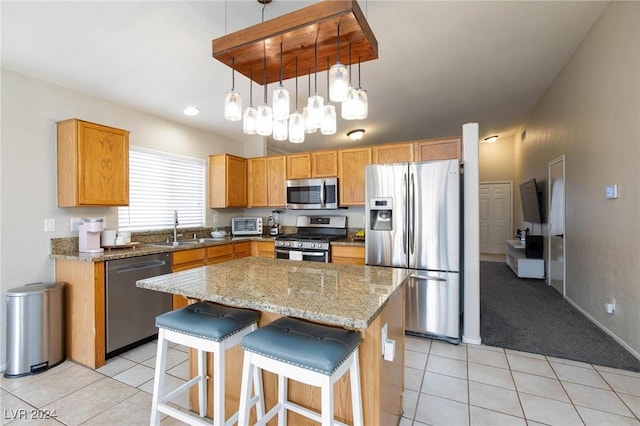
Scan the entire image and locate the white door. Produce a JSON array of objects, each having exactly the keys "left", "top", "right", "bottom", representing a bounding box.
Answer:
[
  {"left": 548, "top": 156, "right": 565, "bottom": 295},
  {"left": 479, "top": 182, "right": 512, "bottom": 254}
]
